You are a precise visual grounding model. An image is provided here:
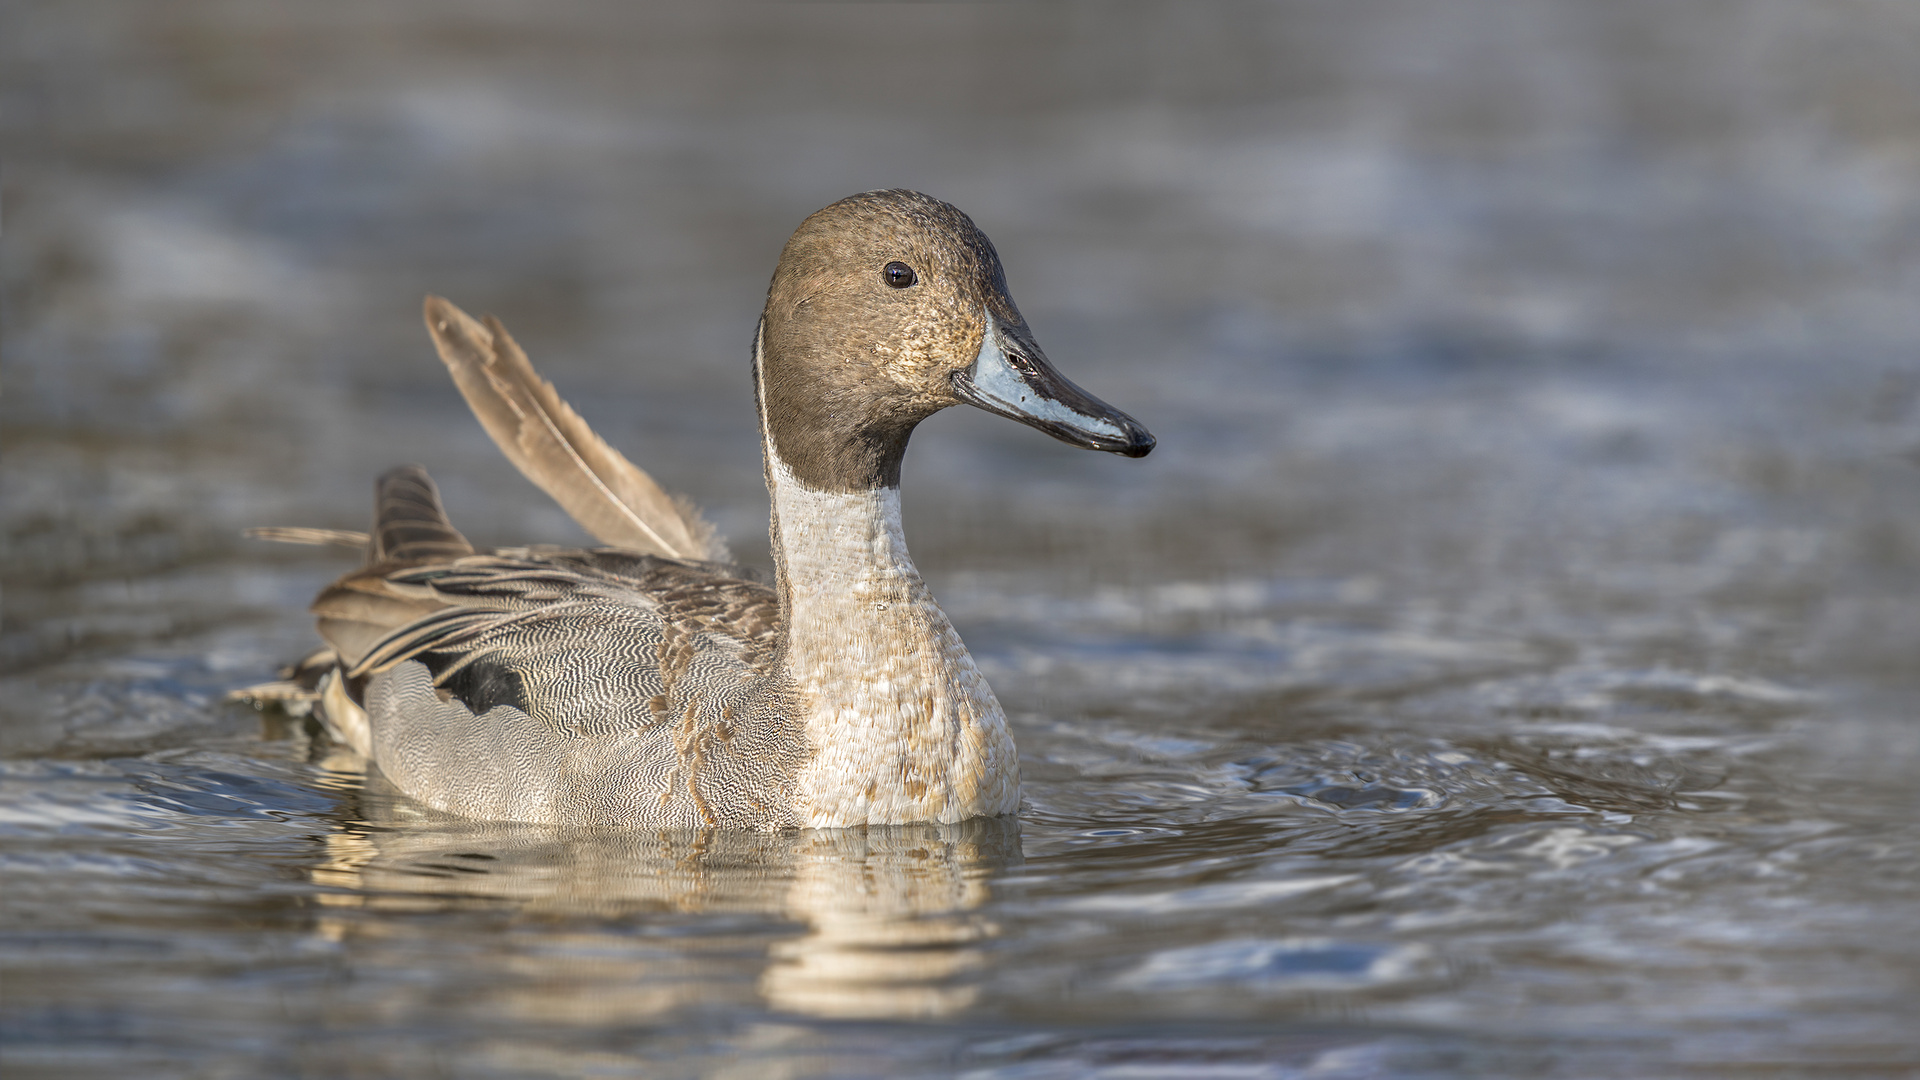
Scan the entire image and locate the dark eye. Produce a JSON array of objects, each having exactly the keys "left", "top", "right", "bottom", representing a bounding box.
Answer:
[{"left": 883, "top": 261, "right": 917, "bottom": 289}]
